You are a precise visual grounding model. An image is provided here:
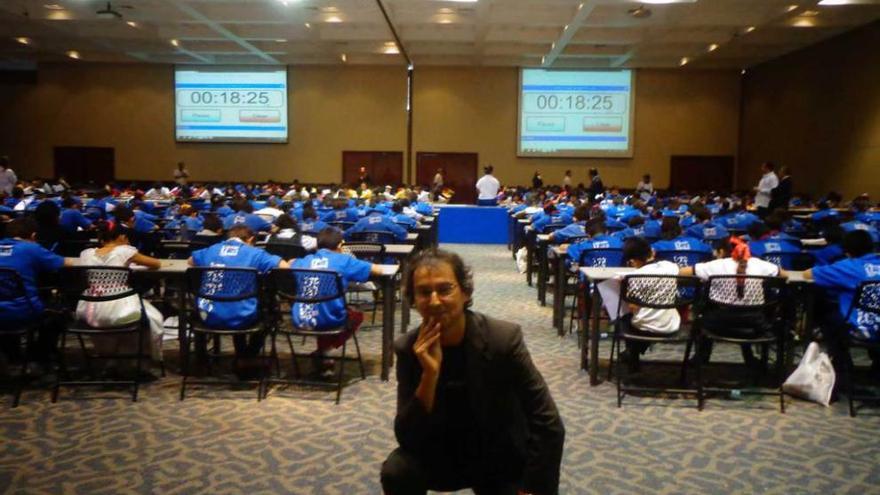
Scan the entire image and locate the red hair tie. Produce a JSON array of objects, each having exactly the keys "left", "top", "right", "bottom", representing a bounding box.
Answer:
[{"left": 729, "top": 236, "right": 751, "bottom": 262}]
